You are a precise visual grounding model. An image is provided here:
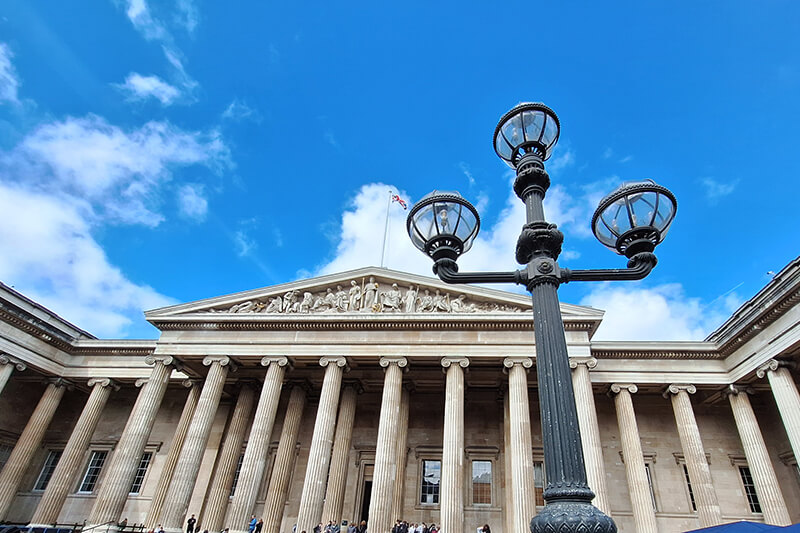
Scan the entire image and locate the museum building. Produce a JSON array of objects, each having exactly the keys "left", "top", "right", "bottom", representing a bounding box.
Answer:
[{"left": 0, "top": 260, "right": 799, "bottom": 533}]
